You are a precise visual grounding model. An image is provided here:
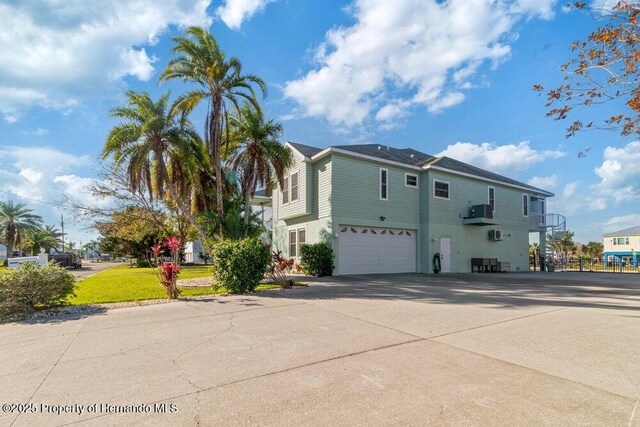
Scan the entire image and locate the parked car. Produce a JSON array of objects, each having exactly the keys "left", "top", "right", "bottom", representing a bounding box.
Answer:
[{"left": 49, "top": 252, "right": 82, "bottom": 269}]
